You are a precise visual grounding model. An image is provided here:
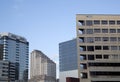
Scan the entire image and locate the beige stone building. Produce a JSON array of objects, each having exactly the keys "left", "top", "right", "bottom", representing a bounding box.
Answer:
[
  {"left": 76, "top": 14, "right": 120, "bottom": 82},
  {"left": 29, "top": 50, "right": 56, "bottom": 82}
]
